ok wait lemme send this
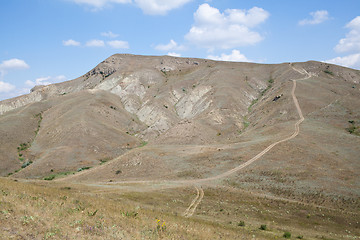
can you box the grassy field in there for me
[1,178,358,239]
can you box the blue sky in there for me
[0,0,359,100]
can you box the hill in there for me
[0,54,359,239]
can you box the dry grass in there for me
[0,178,273,239]
[1,175,359,239]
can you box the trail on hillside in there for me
[178,66,310,216]
[183,186,204,218]
[59,66,311,218]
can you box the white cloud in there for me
[207,49,251,62]
[0,58,29,79]
[70,0,192,14]
[334,16,360,53]
[107,40,129,49]
[155,39,185,51]
[185,4,269,49]
[85,39,105,47]
[134,0,192,15]
[0,58,29,71]
[72,0,131,9]
[299,10,330,25]
[101,31,119,38]
[167,52,181,57]
[63,39,81,46]
[326,53,360,69]
[326,16,360,70]
[25,75,67,87]
[0,81,16,93]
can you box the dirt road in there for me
[59,66,311,217]
[178,66,310,216]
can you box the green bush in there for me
[283,231,291,238]
[260,224,267,230]
[21,161,32,168]
[324,70,334,75]
[140,141,148,147]
[238,221,245,227]
[44,175,56,181]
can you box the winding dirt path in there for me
[183,186,204,217]
[59,66,311,218]
[180,67,310,216]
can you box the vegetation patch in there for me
[259,224,267,230]
[99,157,111,165]
[139,141,148,147]
[346,120,360,136]
[238,221,245,227]
[248,99,258,112]
[43,171,76,181]
[283,231,291,238]
[248,77,274,112]
[34,112,43,136]
[21,161,33,168]
[324,70,334,75]
[77,167,91,172]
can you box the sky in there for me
[0,0,360,100]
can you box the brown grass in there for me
[1,177,358,239]
[0,178,269,239]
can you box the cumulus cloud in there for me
[107,40,129,49]
[0,58,29,79]
[70,0,192,14]
[25,75,67,88]
[326,53,360,69]
[334,16,360,53]
[63,39,81,46]
[326,16,360,70]
[167,52,181,57]
[207,50,251,62]
[155,39,185,51]
[0,81,16,93]
[299,10,330,25]
[0,58,29,71]
[185,4,269,49]
[85,39,105,47]
[134,0,192,15]
[72,0,131,9]
[101,31,119,38]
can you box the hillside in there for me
[0,54,359,239]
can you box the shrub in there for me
[44,175,56,181]
[260,224,267,230]
[140,141,148,147]
[324,70,334,75]
[238,221,245,227]
[283,232,291,238]
[297,236,303,239]
[21,161,32,168]
[77,167,91,172]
